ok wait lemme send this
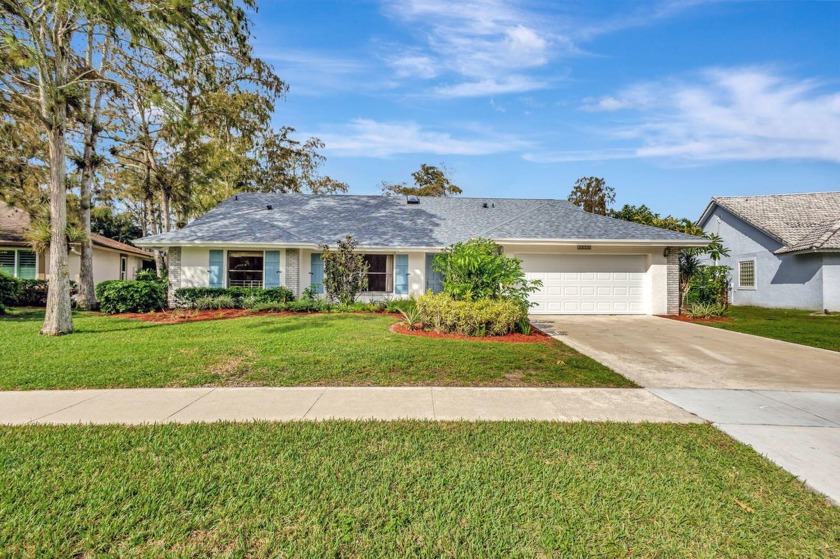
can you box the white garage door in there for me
[518,254,647,315]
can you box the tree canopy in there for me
[381,164,462,197]
[568,177,615,215]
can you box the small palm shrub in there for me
[685,302,727,319]
[516,318,532,335]
[398,307,422,330]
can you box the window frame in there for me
[120,255,128,280]
[226,250,265,288]
[362,254,394,293]
[0,248,38,279]
[738,259,756,290]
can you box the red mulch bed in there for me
[113,309,282,323]
[113,309,403,324]
[660,314,732,324]
[389,322,550,343]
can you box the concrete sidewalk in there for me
[0,387,701,425]
[652,389,840,505]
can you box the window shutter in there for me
[209,250,224,287]
[395,254,409,295]
[264,251,280,288]
[310,253,324,294]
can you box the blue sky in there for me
[251,0,840,218]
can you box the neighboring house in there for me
[0,201,154,283]
[698,192,840,312]
[135,193,705,315]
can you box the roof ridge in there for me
[812,218,840,249]
[713,191,840,200]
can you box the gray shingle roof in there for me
[705,192,840,254]
[135,193,704,248]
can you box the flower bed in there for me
[660,314,732,324]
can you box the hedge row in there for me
[0,273,76,311]
[415,292,527,336]
[174,287,294,308]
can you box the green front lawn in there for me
[704,306,840,352]
[1,422,837,557]
[0,309,632,390]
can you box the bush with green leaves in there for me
[193,295,238,310]
[135,269,162,282]
[15,279,49,306]
[384,298,416,313]
[174,287,293,308]
[416,292,528,336]
[321,235,368,305]
[285,298,329,313]
[684,265,731,307]
[0,272,19,313]
[432,238,541,306]
[95,280,166,314]
[685,302,728,319]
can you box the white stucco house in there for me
[698,192,840,312]
[0,201,154,284]
[135,193,706,315]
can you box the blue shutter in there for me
[310,253,324,294]
[209,250,224,287]
[395,254,409,295]
[264,251,280,288]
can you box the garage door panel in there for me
[519,254,647,315]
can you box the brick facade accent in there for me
[167,246,181,308]
[666,248,680,315]
[285,248,300,297]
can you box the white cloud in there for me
[255,49,371,95]
[381,0,559,96]
[314,118,529,157]
[553,67,840,164]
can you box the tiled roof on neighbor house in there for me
[0,200,153,258]
[703,192,840,254]
[134,193,705,248]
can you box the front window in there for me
[738,260,755,289]
[363,254,393,292]
[0,249,36,279]
[120,256,127,280]
[228,251,264,287]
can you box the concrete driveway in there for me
[533,315,840,391]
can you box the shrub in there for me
[249,302,289,313]
[398,307,421,330]
[0,272,19,313]
[416,292,527,336]
[385,298,416,313]
[15,279,49,306]
[135,269,161,282]
[174,287,293,308]
[96,280,166,314]
[432,238,541,306]
[685,265,731,307]
[193,294,238,310]
[321,235,368,304]
[516,318,532,335]
[685,302,728,319]
[285,299,329,313]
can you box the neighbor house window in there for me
[363,254,393,292]
[738,260,755,289]
[228,251,264,287]
[120,256,127,280]
[0,249,36,279]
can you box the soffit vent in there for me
[577,245,592,250]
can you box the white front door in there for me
[518,254,647,314]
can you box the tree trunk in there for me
[41,126,74,335]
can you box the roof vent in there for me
[577,245,592,251]
[406,196,420,205]
[266,204,273,210]
[482,202,488,208]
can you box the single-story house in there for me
[698,192,840,312]
[135,193,705,315]
[0,200,154,283]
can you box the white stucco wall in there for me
[46,248,149,284]
[702,206,825,310]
